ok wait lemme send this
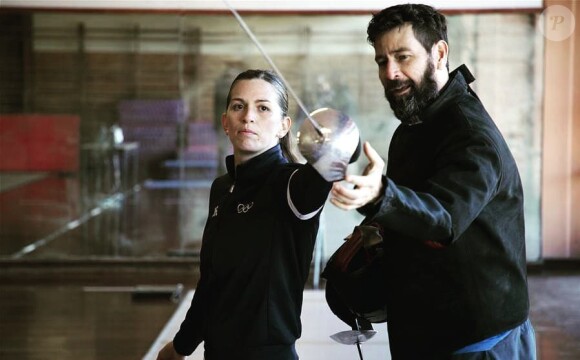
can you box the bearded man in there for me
[328,4,536,359]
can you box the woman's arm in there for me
[156,341,185,360]
[170,275,208,355]
[286,164,333,219]
[169,178,226,355]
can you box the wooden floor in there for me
[0,285,178,360]
[527,270,580,360]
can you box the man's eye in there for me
[397,55,410,62]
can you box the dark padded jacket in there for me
[361,65,530,358]
[172,145,332,360]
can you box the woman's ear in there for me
[221,113,228,135]
[278,116,292,138]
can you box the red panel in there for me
[0,176,80,255]
[0,114,80,171]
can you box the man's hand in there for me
[330,142,385,210]
[156,342,185,360]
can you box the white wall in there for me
[1,0,543,12]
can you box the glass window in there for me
[0,11,542,262]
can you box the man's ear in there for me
[433,40,448,70]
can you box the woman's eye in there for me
[232,103,243,110]
[259,105,270,112]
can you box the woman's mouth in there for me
[239,129,257,136]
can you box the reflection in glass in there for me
[0,11,542,262]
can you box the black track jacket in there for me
[173,145,332,360]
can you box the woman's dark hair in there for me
[226,69,301,163]
[367,4,449,68]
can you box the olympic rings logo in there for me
[237,202,254,214]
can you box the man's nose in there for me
[385,61,400,80]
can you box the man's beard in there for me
[384,60,439,125]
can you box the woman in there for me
[157,69,338,360]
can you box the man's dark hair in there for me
[367,4,448,56]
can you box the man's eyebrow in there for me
[392,47,412,53]
[375,47,413,61]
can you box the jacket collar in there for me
[225,144,287,184]
[418,64,476,124]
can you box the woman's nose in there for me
[242,108,255,122]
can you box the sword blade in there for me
[222,0,325,136]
